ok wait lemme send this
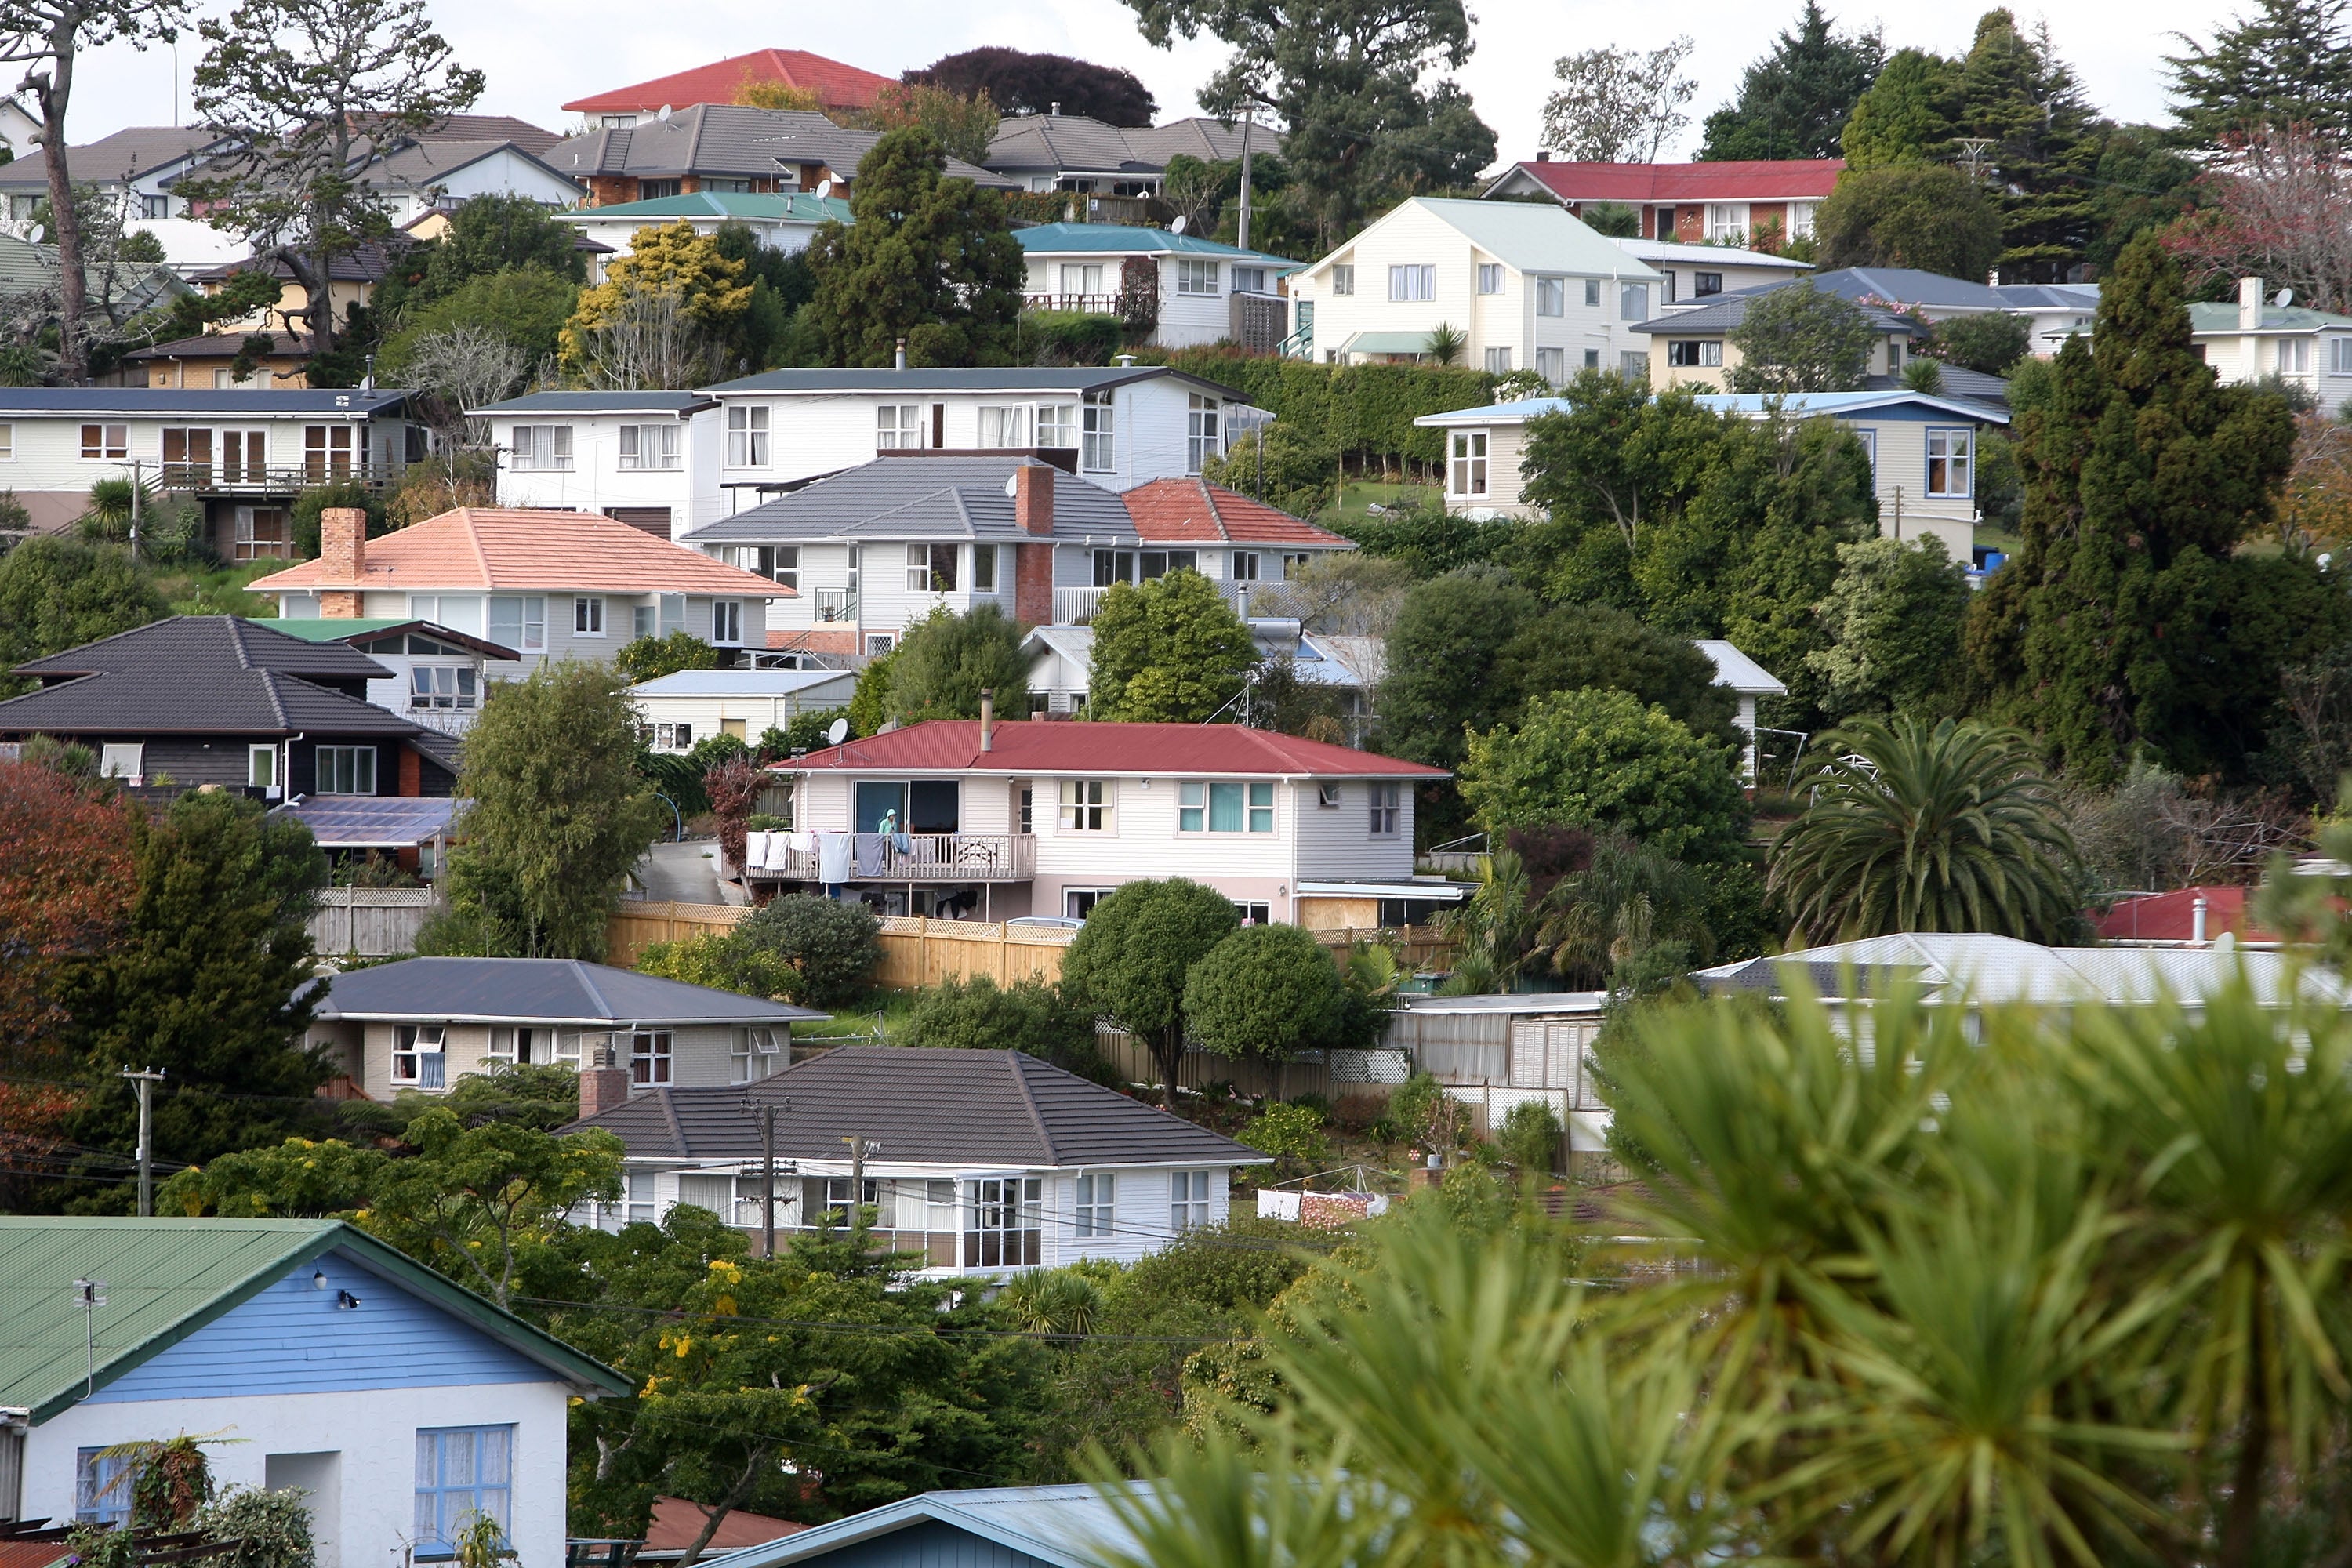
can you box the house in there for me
[1629,284,1930,393]
[2190,278,2352,401]
[757,713,1446,924]
[544,106,1011,209]
[554,192,850,279]
[688,1483,1160,1568]
[0,615,457,800]
[980,111,1284,220]
[1483,155,1842,250]
[1014,223,1301,350]
[123,332,322,391]
[1610,236,1812,307]
[245,617,520,735]
[1285,197,1665,379]
[561,1045,1264,1271]
[1697,638,1788,781]
[469,391,722,539]
[695,362,1257,499]
[314,134,584,227]
[0,126,234,223]
[302,956,826,1099]
[2092,887,2274,946]
[0,386,419,541]
[561,49,902,125]
[1995,281,2102,353]
[250,506,788,671]
[0,1216,630,1564]
[0,97,39,162]
[1021,618,1382,739]
[1126,116,1287,166]
[1414,390,2008,558]
[185,241,413,343]
[629,667,858,753]
[683,458,1353,654]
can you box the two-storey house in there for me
[1630,284,1931,393]
[250,506,787,672]
[2190,278,2352,402]
[555,192,850,279]
[0,125,233,223]
[1611,236,1812,308]
[1484,155,1842,250]
[544,104,1011,208]
[247,615,521,735]
[561,49,900,127]
[471,390,720,539]
[1014,223,1300,350]
[1286,197,1664,379]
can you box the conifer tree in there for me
[2166,0,2352,145]
[1700,0,1884,162]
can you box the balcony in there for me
[1053,579,1254,626]
[743,832,1035,883]
[812,588,858,622]
[157,461,404,495]
[1024,292,1123,316]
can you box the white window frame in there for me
[1075,1172,1116,1237]
[488,595,546,653]
[1621,284,1650,322]
[907,542,957,593]
[1535,347,1566,386]
[1450,430,1487,498]
[1583,278,1601,308]
[618,423,681,470]
[1926,428,1974,499]
[80,423,127,460]
[1476,263,1502,296]
[731,1025,782,1084]
[2332,338,2352,374]
[1058,779,1112,831]
[1231,266,1268,295]
[1177,779,1275,833]
[876,404,921,451]
[2281,337,2312,374]
[510,425,573,471]
[1186,395,1220,474]
[1176,258,1218,295]
[1036,402,1077,449]
[1534,276,1564,317]
[392,1023,445,1087]
[1230,550,1260,582]
[1483,346,1512,374]
[249,743,278,791]
[720,405,768,467]
[0,423,16,461]
[978,405,1033,448]
[1171,1171,1212,1231]
[1388,263,1435,302]
[1330,263,1354,296]
[711,599,743,645]
[574,596,605,637]
[629,1029,673,1086]
[1706,202,1748,241]
[1317,782,1341,808]
[98,742,143,782]
[1081,393,1116,472]
[1369,781,1401,837]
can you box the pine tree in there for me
[1699,0,1885,162]
[1956,10,2098,280]
[1964,233,2328,784]
[2166,0,2352,145]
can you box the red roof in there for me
[782,720,1447,779]
[563,50,898,114]
[1123,478,1350,548]
[2091,886,2275,945]
[768,626,861,655]
[1507,158,1842,203]
[642,1497,804,1555]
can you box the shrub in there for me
[1389,1071,1451,1149]
[290,481,385,558]
[1183,924,1350,1063]
[615,630,720,683]
[634,931,801,1000]
[902,974,1112,1080]
[732,894,882,1006]
[1237,1100,1329,1163]
[1497,1098,1565,1176]
[1022,308,1125,365]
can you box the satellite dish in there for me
[26,225,42,244]
[656,103,673,124]
[1004,474,1018,498]
[1171,214,1187,234]
[826,717,848,746]
[814,178,833,199]
[2274,286,2294,308]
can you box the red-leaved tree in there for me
[703,756,767,885]
[2165,123,2352,314]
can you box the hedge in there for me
[1151,349,1498,468]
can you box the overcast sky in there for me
[59,0,2230,165]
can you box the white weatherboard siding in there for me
[308,590,768,675]
[491,411,723,538]
[376,150,583,226]
[25,1382,571,1568]
[1020,252,1250,348]
[630,677,859,748]
[1439,422,1533,520]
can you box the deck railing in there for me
[1053,579,1251,625]
[812,588,858,623]
[157,461,404,494]
[740,832,1036,884]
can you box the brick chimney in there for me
[578,1041,632,1120]
[318,506,367,618]
[1014,463,1054,535]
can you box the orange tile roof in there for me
[768,626,860,655]
[563,50,897,114]
[644,1497,804,1553]
[1122,478,1351,547]
[249,509,791,597]
[786,719,1446,779]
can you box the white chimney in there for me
[2192,893,2209,947]
[2240,277,2263,332]
[979,688,995,752]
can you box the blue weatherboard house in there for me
[0,1218,628,1568]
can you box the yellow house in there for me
[1632,285,1929,391]
[187,243,404,339]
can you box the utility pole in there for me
[1237,102,1255,253]
[120,1067,165,1217]
[744,1095,788,1258]
[126,459,143,564]
[842,1134,880,1248]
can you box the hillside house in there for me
[2189,278,2352,404]
[561,50,901,125]
[544,105,1009,208]
[245,616,520,735]
[1630,285,1930,393]
[470,391,721,539]
[0,126,232,223]
[1610,236,1812,307]
[1483,155,1842,249]
[629,668,859,752]
[555,192,850,279]
[1014,223,1300,350]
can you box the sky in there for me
[56,0,2234,165]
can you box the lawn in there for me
[1318,479,1443,528]
[147,558,285,617]
[793,990,924,1043]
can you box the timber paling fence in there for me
[310,887,438,957]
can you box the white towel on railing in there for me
[744,830,771,872]
[815,831,853,883]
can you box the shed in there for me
[1384,992,1613,1153]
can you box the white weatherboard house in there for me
[470,391,721,540]
[1012,223,1302,350]
[561,1045,1265,1273]
[1286,197,1664,379]
[1609,236,1812,308]
[554,192,851,281]
[0,1217,629,1566]
[629,667,859,753]
[2189,280,2352,404]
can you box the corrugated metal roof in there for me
[313,956,827,1025]
[628,669,858,697]
[782,717,1446,779]
[2187,300,2352,332]
[274,794,466,848]
[0,387,409,416]
[1012,223,1299,269]
[1488,158,1842,204]
[1395,198,1664,280]
[1611,237,1812,268]
[1414,390,2009,428]
[1693,638,1786,696]
[703,1482,1152,1568]
[1693,934,2345,1007]
[471,390,719,416]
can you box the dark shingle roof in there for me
[544,105,1012,187]
[1634,281,1929,337]
[313,956,829,1025]
[985,114,1159,175]
[0,667,421,738]
[14,615,390,681]
[0,127,229,191]
[568,1046,1263,1168]
[683,456,1137,546]
[1124,117,1285,165]
[0,387,410,416]
[473,390,717,416]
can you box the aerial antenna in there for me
[826,717,848,746]
[1171,214,1186,234]
[1954,136,1996,183]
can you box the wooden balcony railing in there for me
[1024,292,1124,315]
[742,832,1036,884]
[157,461,404,494]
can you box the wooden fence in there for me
[1094,1029,1337,1102]
[608,902,1080,983]
[309,887,439,956]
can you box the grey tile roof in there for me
[1634,281,1929,336]
[360,138,581,194]
[15,615,392,681]
[0,126,229,191]
[0,387,412,416]
[473,390,717,416]
[1864,364,2011,408]
[1806,267,2008,310]
[683,456,1137,546]
[1124,116,1284,165]
[0,666,423,738]
[313,956,827,1025]
[544,106,1013,187]
[985,114,1158,175]
[565,1045,1264,1168]
[704,365,1247,400]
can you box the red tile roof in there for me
[0,1543,69,1568]
[249,508,789,597]
[782,719,1446,778]
[1122,478,1351,547]
[643,1497,804,1554]
[1509,158,1842,203]
[563,50,898,114]
[768,626,860,655]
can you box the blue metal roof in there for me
[1414,389,2009,426]
[702,1483,1152,1568]
[1013,221,1301,270]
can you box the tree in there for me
[1700,1,1884,162]
[1458,686,1748,863]
[1087,569,1258,722]
[865,82,999,166]
[414,193,586,302]
[901,975,1109,1079]
[1496,1098,1564,1176]
[1058,877,1240,1105]
[561,222,750,384]
[614,629,720,683]
[1815,165,2004,280]
[1124,0,1496,249]
[184,0,483,361]
[393,325,528,441]
[2165,0,2352,145]
[1183,924,1350,1069]
[1539,38,1696,163]
[1806,535,1971,720]
[909,47,1156,125]
[1530,831,1719,989]
[380,267,579,379]
[1840,46,1962,169]
[1927,310,2032,374]
[0,537,163,694]
[803,129,1025,368]
[1767,716,2082,943]
[434,661,662,960]
[0,0,189,381]
[1726,281,1878,393]
[1499,602,1741,750]
[2163,124,2352,314]
[704,756,764,890]
[730,894,880,1007]
[1964,234,2326,784]
[885,603,1030,720]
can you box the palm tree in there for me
[1423,322,1466,365]
[1436,848,1535,993]
[1534,834,1714,989]
[1768,716,2082,944]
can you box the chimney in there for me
[1535,150,1551,162]
[2192,893,2209,947]
[321,506,366,583]
[579,1042,632,1120]
[979,688,995,752]
[894,337,907,371]
[2240,276,2263,332]
[1014,462,1054,535]
[1051,101,1062,117]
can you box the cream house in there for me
[1631,285,1930,392]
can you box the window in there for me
[249,744,278,790]
[1477,263,1502,296]
[1926,428,1974,498]
[1788,201,1817,239]
[1379,896,1454,926]
[1081,393,1116,471]
[1065,887,1112,918]
[414,1427,512,1559]
[629,1029,673,1086]
[1853,427,1878,481]
[866,633,895,656]
[162,426,213,483]
[1483,346,1512,374]
[1584,278,1601,307]
[1535,347,1566,385]
[907,543,958,592]
[1693,271,1723,297]
[1094,548,1134,586]
[1450,430,1487,497]
[488,595,546,652]
[315,745,376,795]
[2281,338,2312,373]
[875,405,920,450]
[510,424,572,471]
[731,1025,782,1084]
[305,424,357,480]
[1369,781,1400,836]
[1234,902,1271,925]
[1706,202,1748,241]
[1178,781,1273,832]
[1667,339,1723,368]
[1621,351,1650,382]
[411,665,478,710]
[99,742,143,782]
[1230,550,1260,582]
[1037,402,1076,448]
[1886,339,1904,371]
[1317,782,1341,808]
[1059,261,1105,295]
[574,596,605,636]
[1534,276,1564,316]
[487,1027,543,1065]
[1171,1171,1212,1231]
[80,423,127,459]
[728,544,798,590]
[77,1448,133,1526]
[619,423,680,469]
[393,1024,445,1088]
[1059,779,1110,830]
[1018,786,1033,833]
[1075,1173,1116,1237]
[974,544,996,592]
[1387,264,1435,301]
[1177,258,1218,294]
[220,428,264,479]
[1232,266,1267,294]
[978,405,1033,448]
[652,722,694,750]
[711,599,742,644]
[1330,263,1355,296]
[0,423,14,460]
[234,506,290,561]
[963,1176,1041,1268]
[1584,348,1601,369]
[1661,271,1676,304]
[1621,284,1649,321]
[1186,394,1220,474]
[2334,339,2352,374]
[1138,549,1199,579]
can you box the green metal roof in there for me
[0,1217,629,1421]
[1011,222,1300,270]
[1388,198,1663,281]
[1340,331,1454,355]
[2187,300,2352,332]
[246,618,414,641]
[561,192,851,223]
